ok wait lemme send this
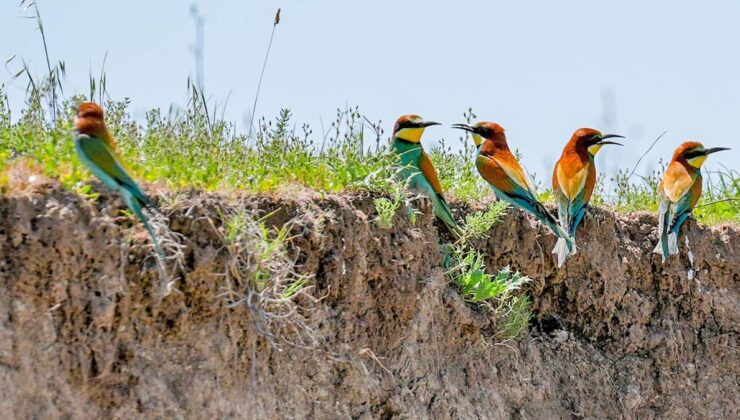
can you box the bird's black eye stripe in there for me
[396,120,418,131]
[684,150,705,159]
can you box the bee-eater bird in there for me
[391,115,462,237]
[452,122,572,251]
[551,128,624,267]
[653,142,730,262]
[74,102,164,257]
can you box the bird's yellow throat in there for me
[687,155,706,168]
[587,143,604,155]
[396,127,425,143]
[472,133,483,147]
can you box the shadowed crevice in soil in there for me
[0,182,736,418]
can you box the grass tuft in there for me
[460,201,508,240]
[215,207,320,350]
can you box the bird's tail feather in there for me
[667,232,679,255]
[121,189,165,258]
[517,197,576,256]
[653,201,672,263]
[652,231,678,263]
[536,205,574,251]
[435,194,463,239]
[552,236,575,268]
[652,240,664,257]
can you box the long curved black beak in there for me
[451,123,475,133]
[420,121,441,128]
[705,147,731,155]
[598,134,625,146]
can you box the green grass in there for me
[0,90,398,194]
[0,84,737,223]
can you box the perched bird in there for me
[391,115,462,237]
[551,128,624,267]
[452,122,572,250]
[74,102,164,257]
[653,142,730,262]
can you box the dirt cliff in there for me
[0,177,737,419]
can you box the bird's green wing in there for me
[478,154,572,250]
[554,187,570,232]
[75,134,151,206]
[75,133,163,257]
[417,151,444,195]
[567,184,591,236]
[669,177,701,234]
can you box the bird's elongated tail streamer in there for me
[120,189,165,259]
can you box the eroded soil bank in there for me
[0,179,737,419]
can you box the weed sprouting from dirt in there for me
[459,201,508,241]
[372,175,423,229]
[213,207,321,350]
[448,247,533,340]
[373,188,403,230]
[495,287,533,341]
[442,201,533,341]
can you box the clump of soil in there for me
[0,177,737,418]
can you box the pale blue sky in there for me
[1,0,738,181]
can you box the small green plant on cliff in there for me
[372,174,427,229]
[373,195,400,229]
[449,247,533,340]
[445,201,533,341]
[459,201,508,241]
[373,180,408,229]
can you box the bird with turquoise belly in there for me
[391,115,462,238]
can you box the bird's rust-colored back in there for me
[75,102,115,147]
[476,123,532,192]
